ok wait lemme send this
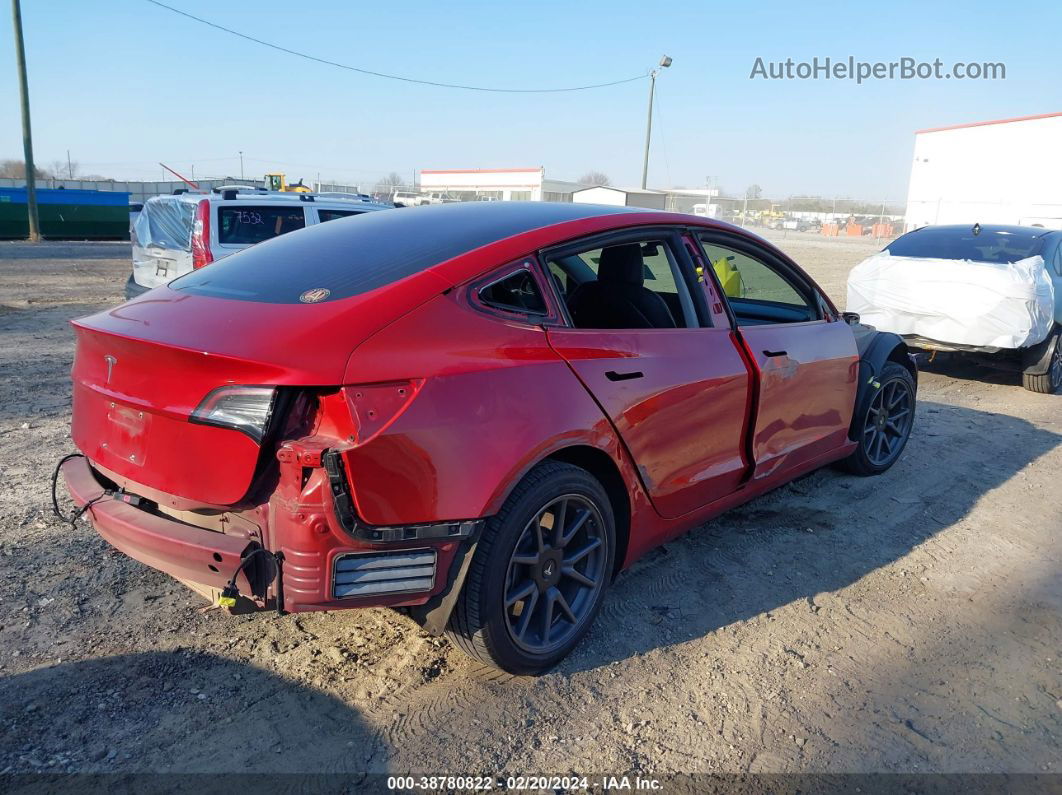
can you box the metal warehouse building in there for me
[572,186,669,210]
[418,168,584,202]
[904,111,1062,230]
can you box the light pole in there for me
[239,151,244,180]
[11,0,39,241]
[641,55,671,190]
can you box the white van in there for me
[127,190,389,298]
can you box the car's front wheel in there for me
[447,461,615,675]
[840,361,916,476]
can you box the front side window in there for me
[477,268,548,315]
[545,237,697,329]
[218,206,306,245]
[698,236,817,325]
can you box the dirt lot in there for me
[0,233,1059,781]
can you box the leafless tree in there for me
[374,172,405,194]
[578,171,611,186]
[745,184,762,200]
[49,159,79,180]
[0,159,51,179]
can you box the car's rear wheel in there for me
[840,361,916,476]
[1022,330,1062,394]
[446,461,615,675]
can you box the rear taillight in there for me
[191,386,276,441]
[191,198,213,270]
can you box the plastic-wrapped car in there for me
[847,224,1061,393]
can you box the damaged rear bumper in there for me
[61,455,482,628]
[61,456,261,598]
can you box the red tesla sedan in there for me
[59,202,916,674]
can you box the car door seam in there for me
[731,328,761,486]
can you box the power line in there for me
[143,0,648,93]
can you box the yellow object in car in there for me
[713,257,742,297]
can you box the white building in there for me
[418,168,583,202]
[904,111,1062,230]
[571,186,669,210]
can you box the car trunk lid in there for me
[71,270,449,506]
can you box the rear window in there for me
[133,197,195,252]
[170,201,644,304]
[218,206,306,245]
[886,227,1045,264]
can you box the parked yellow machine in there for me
[264,173,311,193]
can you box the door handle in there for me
[763,350,788,358]
[605,370,644,382]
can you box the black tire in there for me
[1022,331,1062,394]
[839,361,916,476]
[446,461,615,675]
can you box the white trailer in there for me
[904,112,1062,231]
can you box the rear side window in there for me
[317,209,360,223]
[477,269,547,315]
[218,206,306,245]
[545,236,699,329]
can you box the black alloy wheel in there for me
[502,494,607,655]
[447,461,616,674]
[839,360,917,476]
[863,377,914,468]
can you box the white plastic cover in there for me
[846,252,1055,350]
[132,196,194,252]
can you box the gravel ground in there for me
[0,233,1059,781]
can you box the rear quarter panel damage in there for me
[335,292,650,528]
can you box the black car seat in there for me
[567,244,676,329]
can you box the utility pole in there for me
[66,149,72,179]
[239,151,244,180]
[640,73,656,190]
[12,0,39,241]
[641,55,672,190]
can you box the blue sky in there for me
[1,0,1056,199]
